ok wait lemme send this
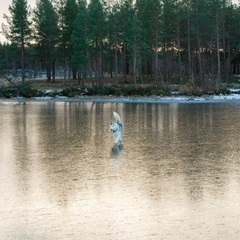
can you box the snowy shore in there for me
[2,92,240,104]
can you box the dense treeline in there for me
[1,0,240,92]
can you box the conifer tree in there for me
[62,0,78,81]
[106,1,120,82]
[88,0,107,85]
[3,0,31,82]
[136,0,162,85]
[33,0,59,81]
[72,0,90,82]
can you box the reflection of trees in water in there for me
[35,102,126,206]
[36,102,101,205]
[4,102,240,206]
[2,102,106,206]
[2,104,32,197]
[177,104,240,200]
[123,103,240,201]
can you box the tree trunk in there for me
[197,36,202,85]
[52,61,55,82]
[114,45,118,84]
[21,37,25,83]
[154,17,159,86]
[177,20,182,84]
[187,3,193,84]
[46,60,51,81]
[227,38,231,82]
[133,48,137,87]
[72,67,77,79]
[216,13,221,92]
[114,25,118,84]
[99,40,103,86]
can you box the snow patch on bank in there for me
[31,92,240,103]
[3,88,240,103]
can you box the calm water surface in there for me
[0,101,240,240]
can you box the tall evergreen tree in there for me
[2,0,31,82]
[61,0,78,81]
[53,0,67,78]
[161,0,178,82]
[209,0,227,92]
[88,0,107,85]
[136,0,162,85]
[106,1,119,82]
[33,0,59,81]
[72,0,91,82]
[118,0,134,80]
[227,3,240,75]
[191,0,212,88]
[126,10,144,86]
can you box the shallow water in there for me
[0,101,240,239]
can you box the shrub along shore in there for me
[0,77,238,99]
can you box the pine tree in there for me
[118,0,134,80]
[53,0,67,79]
[209,0,227,92]
[107,1,124,83]
[33,0,59,81]
[61,0,78,81]
[190,0,212,88]
[71,0,91,82]
[88,0,107,85]
[3,0,31,82]
[126,11,144,86]
[136,0,162,85]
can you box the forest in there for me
[1,0,240,94]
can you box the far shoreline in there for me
[1,94,240,104]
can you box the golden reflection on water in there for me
[0,101,240,239]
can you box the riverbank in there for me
[2,78,240,103]
[2,92,240,104]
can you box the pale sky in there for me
[0,0,239,43]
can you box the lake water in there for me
[0,100,240,240]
